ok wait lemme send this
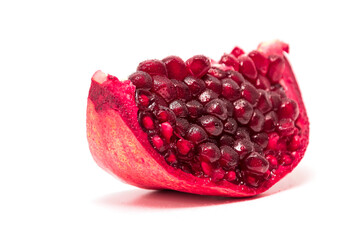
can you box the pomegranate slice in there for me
[87,40,309,197]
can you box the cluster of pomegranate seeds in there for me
[129,47,302,188]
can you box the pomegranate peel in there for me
[87,40,309,197]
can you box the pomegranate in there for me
[87,40,309,197]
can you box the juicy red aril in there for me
[162,56,188,81]
[129,71,153,89]
[197,142,221,163]
[137,59,167,77]
[169,100,188,117]
[248,50,269,75]
[233,99,254,124]
[267,55,285,83]
[204,99,228,121]
[203,74,222,94]
[130,48,303,189]
[152,75,176,102]
[230,46,245,57]
[238,55,258,80]
[186,100,204,119]
[221,78,241,101]
[199,115,223,136]
[183,76,206,96]
[219,54,240,71]
[186,55,210,78]
[186,124,208,144]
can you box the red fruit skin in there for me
[87,40,309,197]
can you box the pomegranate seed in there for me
[198,89,219,104]
[186,124,208,144]
[233,139,254,159]
[150,135,167,152]
[186,100,204,119]
[269,92,282,110]
[160,122,173,143]
[235,127,250,140]
[219,135,235,146]
[249,109,265,132]
[201,161,213,176]
[266,154,278,169]
[129,71,153,89]
[176,138,194,155]
[219,54,240,71]
[223,118,238,135]
[256,90,273,113]
[221,78,241,101]
[221,98,234,117]
[240,82,260,105]
[288,135,301,151]
[230,46,245,57]
[251,132,269,149]
[186,55,210,78]
[204,99,228,121]
[238,55,258,80]
[139,112,155,130]
[267,132,280,150]
[135,89,154,110]
[165,149,177,164]
[233,99,254,124]
[248,50,269,75]
[208,67,227,79]
[225,170,237,182]
[278,98,299,120]
[219,146,239,169]
[203,74,222,94]
[226,70,246,86]
[152,75,177,102]
[280,153,293,165]
[169,100,188,118]
[197,142,221,163]
[162,56,188,81]
[277,118,296,136]
[212,168,225,181]
[171,79,191,101]
[267,55,285,83]
[244,152,269,174]
[183,76,206,96]
[174,118,190,137]
[199,115,223,136]
[255,75,271,90]
[154,106,176,124]
[137,59,167,76]
[263,111,278,132]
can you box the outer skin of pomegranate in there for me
[86,40,309,197]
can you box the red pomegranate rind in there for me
[87,40,309,197]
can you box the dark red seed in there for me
[219,135,235,146]
[240,82,260,105]
[269,92,282,110]
[186,55,211,78]
[171,79,191,101]
[221,98,234,117]
[251,132,269,149]
[204,99,228,121]
[263,111,278,132]
[277,118,296,136]
[162,56,188,81]
[183,76,206,96]
[238,55,258,80]
[135,89,154,110]
[280,153,293,166]
[230,46,245,57]
[221,78,241,101]
[249,109,265,132]
[248,50,269,75]
[186,100,204,119]
[235,127,251,140]
[256,90,273,113]
[165,149,177,164]
[152,75,177,102]
[129,71,154,89]
[160,122,173,143]
[154,106,176,124]
[208,67,227,79]
[186,124,208,144]
[288,135,301,151]
[243,172,262,188]
[197,142,221,163]
[267,55,285,83]
[223,118,238,135]
[244,152,269,174]
[169,100,188,118]
[233,99,254,124]
[233,139,254,159]
[219,54,240,71]
[278,98,299,120]
[149,135,167,153]
[137,59,167,77]
[201,161,213,176]
[174,118,190,137]
[199,115,223,136]
[255,75,271,90]
[226,70,246,86]
[139,112,156,130]
[219,146,239,170]
[203,74,222,94]
[198,89,219,104]
[176,138,194,155]
[212,168,225,181]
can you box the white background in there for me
[1,0,359,239]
